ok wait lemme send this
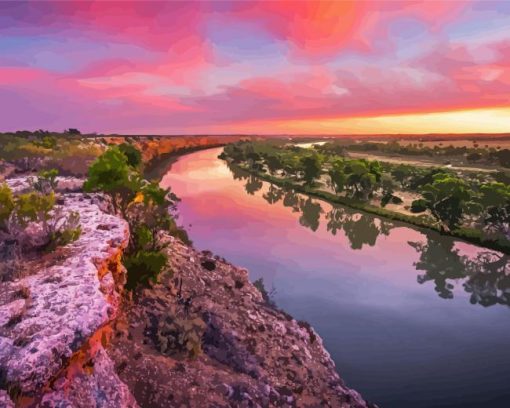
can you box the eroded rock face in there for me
[109,235,374,408]
[1,176,371,407]
[0,188,135,406]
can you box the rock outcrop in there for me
[0,184,137,407]
[108,235,373,408]
[1,176,372,407]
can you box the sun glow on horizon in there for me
[265,107,510,135]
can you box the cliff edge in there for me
[0,182,373,407]
[0,181,137,407]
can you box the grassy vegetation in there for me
[0,131,104,176]
[0,170,82,280]
[345,140,510,168]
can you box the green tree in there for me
[479,182,510,239]
[127,181,179,252]
[420,174,476,231]
[85,147,187,288]
[344,160,378,200]
[282,155,300,177]
[300,154,322,186]
[84,146,142,217]
[380,174,398,207]
[391,164,413,189]
[479,182,510,207]
[265,154,282,175]
[118,143,142,169]
[328,160,347,194]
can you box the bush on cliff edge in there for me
[85,145,186,288]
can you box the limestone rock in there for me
[0,184,135,406]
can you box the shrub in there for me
[86,147,185,289]
[124,250,168,290]
[154,315,206,359]
[32,168,59,194]
[0,183,14,231]
[411,199,427,213]
[391,195,403,204]
[6,190,81,251]
[84,146,141,217]
[47,210,81,250]
[32,135,57,149]
[13,191,55,228]
[118,143,142,169]
[253,277,275,305]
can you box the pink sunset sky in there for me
[1,1,509,135]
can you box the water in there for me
[160,147,510,408]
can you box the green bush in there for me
[0,183,14,231]
[118,143,142,169]
[48,211,81,250]
[84,146,141,217]
[411,199,428,213]
[0,183,81,253]
[32,168,59,194]
[32,135,57,149]
[124,250,168,290]
[14,191,55,227]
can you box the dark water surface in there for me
[161,148,510,408]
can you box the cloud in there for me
[0,1,509,134]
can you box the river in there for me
[160,147,510,408]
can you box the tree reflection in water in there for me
[298,197,322,232]
[408,238,467,299]
[409,234,510,307]
[226,162,264,196]
[245,175,263,195]
[225,165,510,308]
[258,181,394,249]
[263,184,284,204]
[464,251,510,307]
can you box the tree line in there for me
[220,141,510,250]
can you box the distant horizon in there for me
[4,130,510,140]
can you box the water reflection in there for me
[227,164,510,308]
[410,234,510,307]
[464,251,510,307]
[409,237,467,299]
[263,183,284,204]
[259,180,394,249]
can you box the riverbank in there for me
[109,234,375,407]
[226,161,510,255]
[143,143,226,180]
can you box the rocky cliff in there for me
[0,181,137,407]
[107,235,373,408]
[0,182,372,407]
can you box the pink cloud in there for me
[0,1,508,134]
